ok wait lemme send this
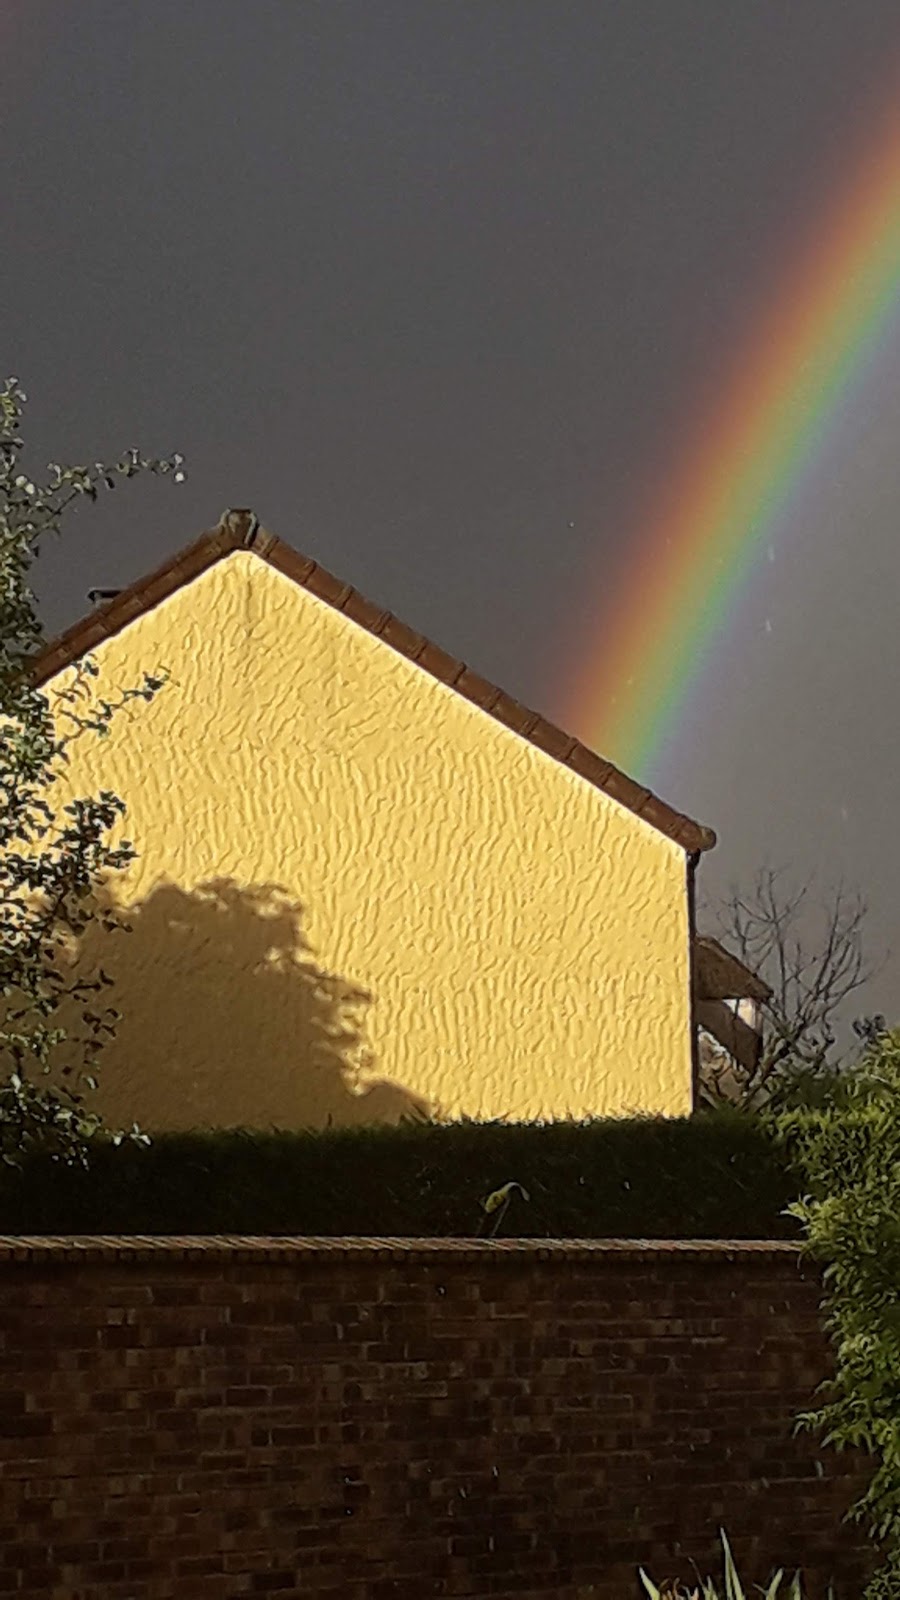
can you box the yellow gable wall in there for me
[40,550,693,1131]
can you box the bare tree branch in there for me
[697,865,888,1114]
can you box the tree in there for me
[698,865,886,1115]
[0,376,184,1167]
[763,1028,900,1599]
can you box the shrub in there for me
[762,1030,900,1599]
[0,376,182,1167]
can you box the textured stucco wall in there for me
[38,550,693,1131]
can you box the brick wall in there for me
[0,1237,879,1599]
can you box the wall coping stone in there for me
[0,1234,806,1264]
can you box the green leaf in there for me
[636,1571,661,1599]
[0,373,175,1168]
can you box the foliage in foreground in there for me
[638,1525,836,1600]
[0,377,182,1167]
[761,1029,900,1600]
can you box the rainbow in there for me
[555,78,900,784]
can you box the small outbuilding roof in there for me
[694,936,772,1002]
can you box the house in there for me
[694,936,773,1105]
[26,509,756,1133]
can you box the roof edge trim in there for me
[28,509,717,854]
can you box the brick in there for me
[0,1247,880,1598]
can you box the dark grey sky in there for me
[4,1,900,1040]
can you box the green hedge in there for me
[0,1105,807,1238]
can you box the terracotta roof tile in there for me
[378,613,427,660]
[259,539,317,586]
[454,667,503,712]
[29,510,717,854]
[339,590,392,634]
[566,744,615,789]
[32,641,77,681]
[525,716,578,763]
[599,767,651,811]
[299,562,353,608]
[490,693,540,738]
[107,590,150,626]
[415,640,466,685]
[635,792,688,840]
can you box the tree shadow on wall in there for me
[59,876,431,1133]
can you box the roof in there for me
[693,936,772,1002]
[29,508,717,855]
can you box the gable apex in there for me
[30,509,716,855]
